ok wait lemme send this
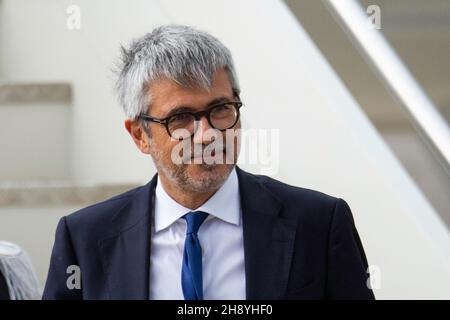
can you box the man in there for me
[43,25,374,300]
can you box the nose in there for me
[192,116,214,144]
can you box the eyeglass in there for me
[138,100,243,140]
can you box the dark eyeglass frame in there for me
[137,100,243,140]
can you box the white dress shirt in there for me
[149,168,246,300]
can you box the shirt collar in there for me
[154,167,240,232]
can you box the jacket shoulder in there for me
[246,171,346,235]
[63,185,145,239]
[250,172,340,209]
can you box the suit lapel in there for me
[236,167,298,300]
[98,175,157,300]
[97,167,297,300]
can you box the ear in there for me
[124,119,151,154]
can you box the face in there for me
[125,68,241,193]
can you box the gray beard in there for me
[150,146,233,193]
[158,163,233,193]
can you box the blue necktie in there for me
[181,211,209,300]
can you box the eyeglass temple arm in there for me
[138,114,167,124]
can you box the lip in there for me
[190,149,225,160]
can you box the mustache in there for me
[181,141,226,162]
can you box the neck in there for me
[158,173,218,209]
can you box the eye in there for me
[168,113,194,129]
[216,104,232,111]
[211,103,234,119]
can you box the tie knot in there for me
[183,211,209,235]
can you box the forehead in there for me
[147,68,234,115]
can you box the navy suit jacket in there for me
[42,166,375,300]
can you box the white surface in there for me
[0,103,70,181]
[0,241,22,256]
[0,0,449,299]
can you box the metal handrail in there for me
[322,0,450,174]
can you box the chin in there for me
[189,163,232,174]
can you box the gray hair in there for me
[115,25,240,120]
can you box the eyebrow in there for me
[164,96,232,118]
